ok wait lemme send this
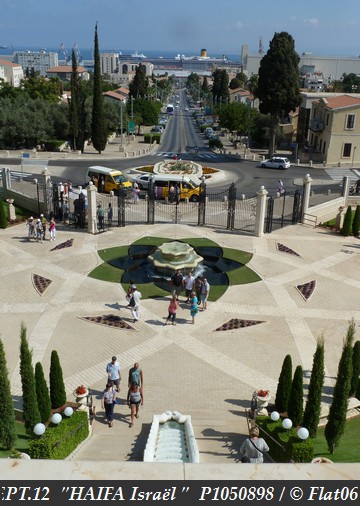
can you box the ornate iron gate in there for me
[265,188,303,233]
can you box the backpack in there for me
[129,295,136,307]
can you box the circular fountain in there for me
[148,241,203,276]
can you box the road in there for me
[0,93,338,198]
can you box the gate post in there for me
[342,176,350,197]
[226,182,236,230]
[197,178,206,226]
[301,174,312,221]
[117,186,126,227]
[147,175,155,225]
[255,186,268,237]
[87,182,98,234]
[265,196,274,233]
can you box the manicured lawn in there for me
[0,421,30,458]
[312,417,360,463]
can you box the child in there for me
[164,295,179,325]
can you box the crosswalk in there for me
[10,170,33,180]
[151,151,220,160]
[325,167,360,181]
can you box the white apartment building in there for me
[13,50,58,77]
[101,53,119,76]
[0,59,24,87]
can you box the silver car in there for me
[260,156,291,169]
[131,174,150,190]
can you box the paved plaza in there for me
[0,219,359,464]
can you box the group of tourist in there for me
[26,214,56,242]
[101,357,144,429]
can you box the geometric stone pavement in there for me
[0,221,359,467]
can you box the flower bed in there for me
[154,160,201,176]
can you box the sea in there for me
[0,46,241,63]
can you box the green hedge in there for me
[144,133,160,144]
[209,138,223,149]
[28,410,89,459]
[256,416,314,463]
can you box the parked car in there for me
[131,174,150,190]
[260,156,291,169]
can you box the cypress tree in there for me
[350,341,360,397]
[35,362,51,423]
[91,22,107,154]
[325,320,355,453]
[0,339,17,450]
[352,205,360,237]
[341,205,352,236]
[0,199,7,229]
[19,323,41,435]
[69,49,80,151]
[255,32,301,156]
[49,350,67,409]
[287,365,304,427]
[275,354,292,413]
[302,336,325,438]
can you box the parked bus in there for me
[166,104,174,115]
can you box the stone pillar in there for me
[86,182,98,234]
[342,176,350,197]
[6,199,16,221]
[302,173,313,220]
[255,186,268,237]
[335,207,345,231]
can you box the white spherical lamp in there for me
[34,423,46,436]
[64,406,74,417]
[297,427,309,440]
[282,418,293,429]
[51,413,62,424]
[271,411,280,421]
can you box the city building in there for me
[101,53,119,76]
[307,94,360,165]
[0,59,24,87]
[103,87,129,104]
[13,50,58,77]
[46,65,89,81]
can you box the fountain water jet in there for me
[148,241,203,276]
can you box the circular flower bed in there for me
[154,160,202,176]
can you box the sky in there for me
[1,0,360,57]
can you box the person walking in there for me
[239,426,269,463]
[130,286,142,323]
[49,217,56,241]
[35,219,43,243]
[106,356,121,392]
[165,294,179,325]
[190,291,198,324]
[170,269,184,300]
[101,382,117,428]
[132,182,140,203]
[200,278,210,310]
[184,271,195,303]
[108,203,113,227]
[194,276,203,305]
[40,214,47,241]
[127,381,144,428]
[97,204,105,231]
[277,179,285,195]
[128,362,144,389]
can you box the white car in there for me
[260,156,291,169]
[131,174,150,190]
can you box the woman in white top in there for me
[101,382,116,428]
[240,426,269,463]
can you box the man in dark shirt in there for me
[170,269,184,300]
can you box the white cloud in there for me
[304,18,319,27]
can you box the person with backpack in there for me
[130,286,142,323]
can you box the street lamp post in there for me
[33,178,40,215]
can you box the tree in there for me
[325,320,355,453]
[129,64,148,98]
[68,48,86,152]
[202,75,209,92]
[255,32,301,156]
[19,323,41,435]
[49,350,67,409]
[341,205,352,236]
[350,341,360,397]
[229,77,242,90]
[352,205,360,237]
[0,339,17,450]
[275,354,292,413]
[212,69,229,106]
[35,362,51,423]
[287,365,304,426]
[302,336,325,438]
[341,73,360,93]
[218,102,249,135]
[91,23,107,154]
[0,199,7,229]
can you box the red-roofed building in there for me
[46,65,89,81]
[308,94,360,164]
[0,59,24,87]
[103,87,130,104]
